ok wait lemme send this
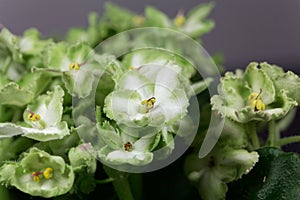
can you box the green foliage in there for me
[227,147,300,200]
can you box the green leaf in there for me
[227,147,300,200]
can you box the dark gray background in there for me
[1,0,300,72]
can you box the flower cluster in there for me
[0,2,216,198]
[211,62,299,123]
[184,62,300,199]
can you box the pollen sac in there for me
[174,14,186,27]
[31,172,42,182]
[254,99,266,111]
[27,112,41,121]
[124,142,133,152]
[248,89,266,112]
[141,97,156,109]
[69,62,80,70]
[43,167,53,179]
[248,92,260,101]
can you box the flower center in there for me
[27,110,41,121]
[31,167,54,182]
[124,142,133,152]
[141,97,156,110]
[31,171,42,182]
[69,62,81,70]
[248,89,265,112]
[174,14,186,27]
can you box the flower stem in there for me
[246,123,260,150]
[276,135,300,146]
[95,177,114,184]
[267,120,277,147]
[103,166,134,200]
[3,57,12,75]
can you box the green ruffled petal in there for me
[184,2,215,34]
[0,148,74,198]
[0,86,69,141]
[96,121,158,166]
[272,71,300,104]
[0,82,34,106]
[68,143,97,174]
[212,62,298,123]
[185,145,259,200]
[0,72,51,107]
[244,62,275,104]
[145,6,172,27]
[0,28,23,63]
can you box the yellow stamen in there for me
[248,89,265,112]
[174,14,186,27]
[69,62,80,70]
[27,111,41,121]
[129,66,136,70]
[43,167,53,179]
[141,97,156,108]
[133,15,145,26]
[31,172,41,182]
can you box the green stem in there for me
[95,177,114,184]
[11,107,22,123]
[246,123,260,150]
[276,135,300,146]
[3,57,12,75]
[267,120,277,147]
[103,166,134,200]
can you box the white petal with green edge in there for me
[0,121,69,141]
[104,90,142,123]
[115,71,153,98]
[155,87,189,124]
[106,149,153,166]
[122,49,195,79]
[24,85,64,127]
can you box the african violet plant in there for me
[0,2,300,200]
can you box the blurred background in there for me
[1,0,300,73]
